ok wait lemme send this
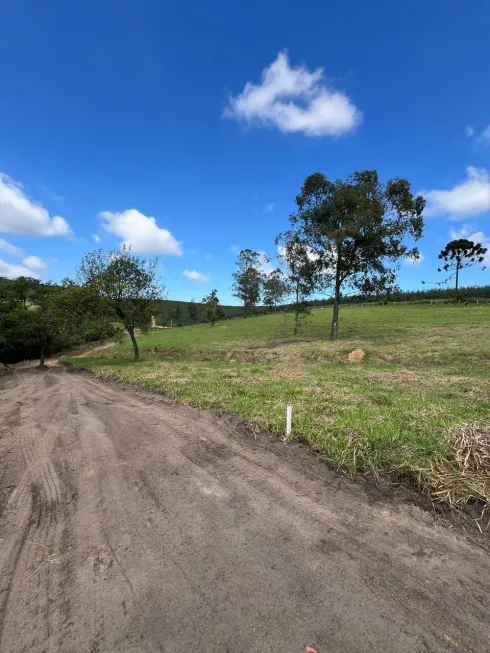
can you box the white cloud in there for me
[183,269,210,283]
[98,209,182,255]
[205,253,213,259]
[0,258,41,279]
[404,252,424,266]
[449,225,490,264]
[224,51,362,137]
[92,233,101,243]
[465,125,475,138]
[0,238,23,257]
[22,255,47,271]
[229,245,240,254]
[0,173,71,236]
[422,166,490,219]
[265,202,275,212]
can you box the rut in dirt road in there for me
[0,368,489,653]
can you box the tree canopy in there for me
[438,239,487,292]
[276,231,324,333]
[289,170,425,339]
[263,268,289,312]
[232,250,266,315]
[0,278,114,366]
[78,247,165,361]
[201,289,223,326]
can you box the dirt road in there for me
[0,368,489,653]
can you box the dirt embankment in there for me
[0,368,489,652]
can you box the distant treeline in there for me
[299,284,490,308]
[153,299,270,326]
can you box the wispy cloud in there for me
[465,124,490,146]
[265,202,275,212]
[0,238,23,257]
[224,51,362,137]
[183,269,210,283]
[479,125,490,145]
[22,255,47,271]
[421,166,490,219]
[449,225,490,264]
[92,233,101,243]
[38,183,64,202]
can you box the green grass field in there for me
[68,304,490,509]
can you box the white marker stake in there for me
[286,405,292,439]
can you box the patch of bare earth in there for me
[0,369,489,652]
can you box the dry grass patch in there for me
[425,423,490,509]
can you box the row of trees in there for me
[231,169,487,339]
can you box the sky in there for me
[1,0,489,304]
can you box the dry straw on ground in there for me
[424,422,490,508]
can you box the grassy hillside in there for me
[68,304,490,510]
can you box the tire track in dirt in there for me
[1,368,490,652]
[0,372,71,652]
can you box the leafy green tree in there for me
[188,299,199,323]
[201,289,222,326]
[0,277,113,366]
[9,276,41,305]
[276,232,324,334]
[290,170,425,339]
[232,250,266,315]
[263,268,289,312]
[0,284,20,367]
[8,284,76,368]
[78,247,165,361]
[438,239,487,293]
[175,305,183,327]
[21,287,68,368]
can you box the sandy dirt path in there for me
[0,368,488,653]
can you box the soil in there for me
[347,348,365,363]
[0,367,489,653]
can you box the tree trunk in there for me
[330,252,342,341]
[455,261,460,292]
[128,328,140,361]
[330,288,340,340]
[37,343,47,369]
[294,281,299,335]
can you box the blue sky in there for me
[1,0,489,303]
